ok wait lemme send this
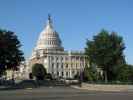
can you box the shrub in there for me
[32,63,46,80]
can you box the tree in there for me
[82,66,93,82]
[0,29,24,77]
[82,64,101,82]
[32,63,47,80]
[117,64,133,82]
[29,73,33,79]
[45,73,52,80]
[74,64,100,82]
[85,30,125,82]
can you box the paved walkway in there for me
[72,83,133,92]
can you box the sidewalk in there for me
[71,83,133,92]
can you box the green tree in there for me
[85,30,125,82]
[82,66,94,82]
[82,64,101,82]
[0,29,24,77]
[32,63,47,80]
[74,64,100,82]
[117,64,133,82]
[45,73,53,80]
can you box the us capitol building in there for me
[7,15,88,79]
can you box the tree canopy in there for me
[82,65,99,82]
[85,30,126,82]
[0,29,24,76]
[32,63,47,80]
[117,64,133,82]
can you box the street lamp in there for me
[79,67,83,87]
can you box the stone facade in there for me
[27,15,87,79]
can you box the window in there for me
[61,63,63,69]
[71,63,73,67]
[72,71,75,74]
[61,57,63,61]
[76,56,79,60]
[52,63,54,69]
[76,63,78,68]
[80,63,82,67]
[51,56,54,61]
[56,57,58,61]
[66,64,68,68]
[36,51,40,59]
[66,72,68,77]
[72,70,75,75]
[48,40,50,45]
[62,72,64,76]
[57,72,59,76]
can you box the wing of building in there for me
[26,15,87,79]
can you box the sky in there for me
[0,0,133,64]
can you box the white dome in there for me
[35,15,64,51]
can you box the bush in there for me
[32,63,47,80]
[45,73,53,80]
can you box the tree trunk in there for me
[104,71,108,83]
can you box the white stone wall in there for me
[30,51,87,79]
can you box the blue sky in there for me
[0,0,133,64]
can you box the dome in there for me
[35,15,64,51]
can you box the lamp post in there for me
[79,67,83,87]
